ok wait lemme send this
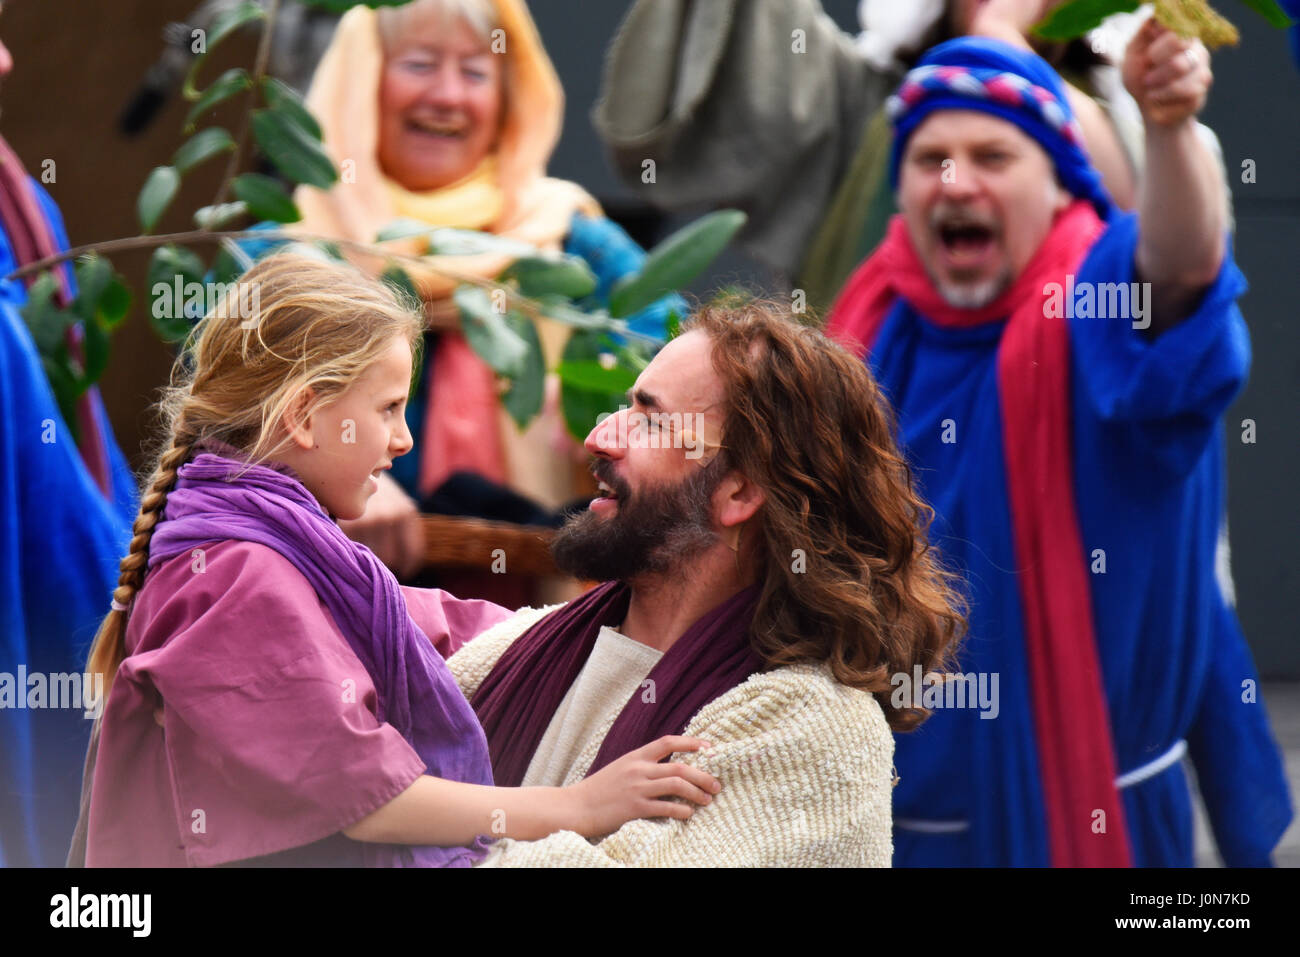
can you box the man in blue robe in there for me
[0,23,135,865]
[828,20,1292,866]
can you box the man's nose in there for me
[937,157,980,199]
[585,410,626,460]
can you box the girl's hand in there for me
[567,735,721,838]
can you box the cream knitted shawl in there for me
[449,606,895,867]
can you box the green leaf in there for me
[1239,0,1295,28]
[137,166,180,233]
[147,245,207,342]
[81,309,111,385]
[500,256,597,300]
[453,285,528,378]
[185,1,265,98]
[251,109,337,189]
[426,227,536,257]
[501,315,545,430]
[72,255,113,324]
[19,272,74,354]
[232,173,301,223]
[1031,0,1140,41]
[210,245,246,286]
[666,309,682,340]
[42,352,83,438]
[260,76,323,140]
[535,294,616,331]
[609,209,746,318]
[172,127,236,174]
[375,218,437,243]
[184,68,253,131]
[208,1,266,49]
[558,330,630,441]
[193,201,250,230]
[556,358,638,395]
[98,277,131,330]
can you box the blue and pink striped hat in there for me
[886,37,1114,219]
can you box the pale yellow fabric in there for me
[383,156,504,233]
[293,0,603,508]
[450,607,895,867]
[521,626,664,788]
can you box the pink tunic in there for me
[81,540,511,867]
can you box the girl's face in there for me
[280,337,416,521]
[377,15,504,192]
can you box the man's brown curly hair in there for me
[684,300,966,732]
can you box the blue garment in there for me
[873,212,1292,867]
[392,211,684,499]
[0,179,135,866]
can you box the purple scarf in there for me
[150,451,494,867]
[471,580,764,787]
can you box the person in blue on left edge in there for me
[284,0,687,585]
[0,3,136,867]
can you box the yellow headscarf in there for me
[293,0,601,508]
[294,0,602,299]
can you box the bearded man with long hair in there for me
[449,300,966,867]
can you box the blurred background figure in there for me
[593,0,1234,312]
[0,5,135,867]
[287,0,682,600]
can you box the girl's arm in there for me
[343,735,720,845]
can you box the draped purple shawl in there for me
[471,580,764,787]
[150,451,494,867]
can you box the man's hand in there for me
[340,471,426,579]
[1123,17,1212,127]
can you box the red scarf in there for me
[0,137,111,496]
[828,200,1132,867]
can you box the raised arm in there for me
[1122,18,1227,333]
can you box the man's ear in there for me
[282,386,317,451]
[716,470,765,529]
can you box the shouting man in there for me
[449,301,966,866]
[827,23,1292,865]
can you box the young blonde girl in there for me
[68,253,716,867]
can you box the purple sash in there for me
[471,580,764,787]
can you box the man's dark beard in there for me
[551,458,726,582]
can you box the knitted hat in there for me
[886,37,1114,219]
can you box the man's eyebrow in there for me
[629,388,662,410]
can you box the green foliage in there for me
[184,69,252,131]
[609,210,746,317]
[1032,0,1291,44]
[501,315,545,429]
[172,127,237,174]
[454,285,530,378]
[250,109,337,189]
[232,173,301,222]
[137,166,180,232]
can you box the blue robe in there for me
[871,212,1293,866]
[0,179,135,866]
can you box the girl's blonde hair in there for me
[85,252,424,694]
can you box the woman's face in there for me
[377,15,504,192]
